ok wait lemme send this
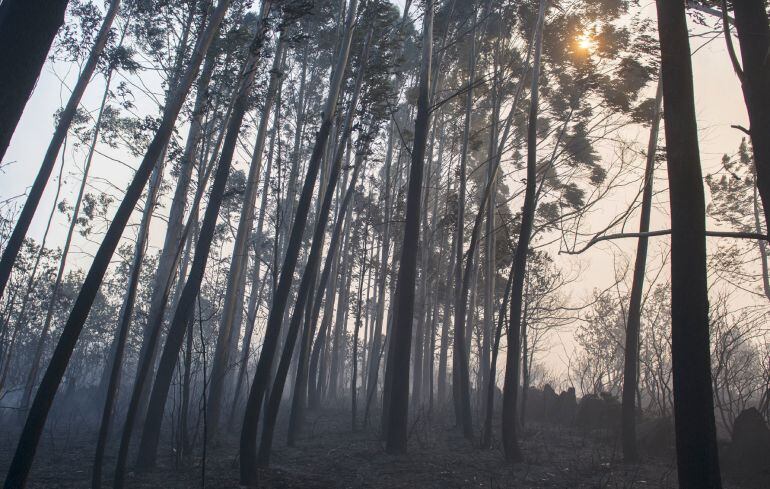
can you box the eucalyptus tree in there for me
[239,1,359,484]
[383,0,433,455]
[657,0,722,485]
[0,0,71,161]
[134,0,278,469]
[2,0,234,486]
[502,0,547,462]
[451,0,479,439]
[0,0,120,309]
[206,27,287,440]
[620,80,662,462]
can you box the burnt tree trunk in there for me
[656,0,722,486]
[135,3,274,469]
[383,0,433,454]
[502,0,546,463]
[0,0,119,303]
[621,80,662,462]
[239,1,358,483]
[2,2,231,487]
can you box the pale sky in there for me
[0,2,760,379]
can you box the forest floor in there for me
[0,405,761,488]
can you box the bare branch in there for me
[561,229,770,255]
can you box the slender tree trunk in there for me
[135,3,274,469]
[481,71,500,414]
[656,0,722,486]
[229,78,284,426]
[384,0,433,454]
[260,37,369,461]
[92,156,164,489]
[239,2,358,482]
[518,293,529,425]
[2,1,231,485]
[502,0,547,463]
[482,262,513,448]
[621,80,662,462]
[731,0,770,234]
[412,122,438,410]
[133,43,218,429]
[452,8,477,437]
[437,206,456,409]
[207,33,286,438]
[281,43,309,251]
[352,218,370,431]
[364,128,395,424]
[0,0,120,301]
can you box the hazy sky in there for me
[0,3,757,376]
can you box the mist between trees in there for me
[0,1,769,488]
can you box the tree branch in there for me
[561,229,770,255]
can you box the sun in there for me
[576,31,596,53]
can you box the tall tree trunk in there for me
[383,0,433,454]
[482,262,513,448]
[2,1,230,485]
[259,37,369,462]
[0,0,119,301]
[352,218,370,431]
[229,76,284,426]
[452,7,477,438]
[437,203,456,409]
[281,43,309,253]
[0,0,70,161]
[239,1,358,483]
[412,122,438,410]
[135,2,274,469]
[656,0,722,486]
[621,80,662,462]
[481,69,500,413]
[364,127,395,423]
[363,0,412,422]
[91,156,164,489]
[132,44,218,428]
[731,0,770,234]
[207,33,286,438]
[502,0,547,463]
